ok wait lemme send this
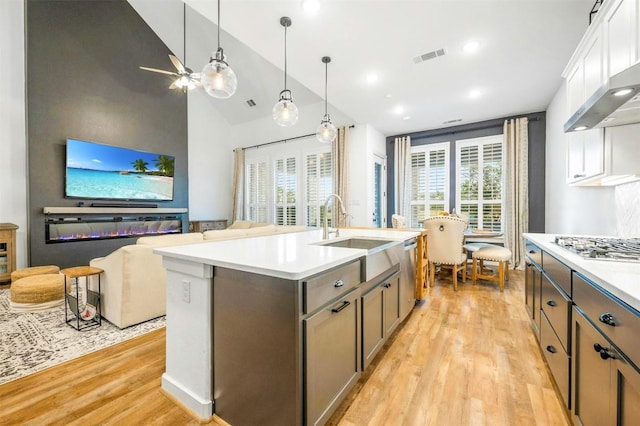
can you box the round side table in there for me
[61,266,104,331]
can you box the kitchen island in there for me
[154,228,419,425]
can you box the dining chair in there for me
[423,216,467,291]
[391,214,407,229]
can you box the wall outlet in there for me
[182,280,190,303]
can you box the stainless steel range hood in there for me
[564,61,640,132]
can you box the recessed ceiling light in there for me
[394,106,404,115]
[402,116,411,121]
[469,89,481,99]
[463,40,480,53]
[384,93,392,99]
[302,0,320,13]
[366,73,379,84]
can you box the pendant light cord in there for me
[217,0,221,51]
[284,24,288,91]
[324,61,328,115]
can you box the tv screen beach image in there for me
[65,139,175,201]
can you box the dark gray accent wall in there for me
[386,112,546,232]
[27,0,188,268]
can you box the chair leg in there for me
[429,263,435,287]
[461,262,466,283]
[506,261,510,281]
[472,258,477,284]
[498,261,505,292]
[452,265,458,291]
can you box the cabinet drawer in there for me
[542,251,572,296]
[573,272,640,366]
[525,240,542,268]
[303,261,361,314]
[541,272,572,353]
[540,311,570,408]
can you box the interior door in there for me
[372,154,386,228]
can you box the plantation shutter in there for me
[275,157,297,225]
[305,151,333,227]
[246,161,267,222]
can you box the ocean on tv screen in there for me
[66,168,174,201]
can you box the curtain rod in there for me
[237,124,355,151]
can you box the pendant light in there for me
[200,0,237,99]
[273,17,299,127]
[316,56,337,143]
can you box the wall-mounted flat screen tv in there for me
[65,139,175,201]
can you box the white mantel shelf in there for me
[43,207,187,215]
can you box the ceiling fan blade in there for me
[169,80,179,90]
[139,66,178,76]
[168,54,186,74]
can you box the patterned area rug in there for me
[0,289,165,385]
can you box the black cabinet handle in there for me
[331,300,350,313]
[599,312,616,327]
[593,343,616,360]
[334,279,344,288]
[546,299,557,307]
[546,345,557,354]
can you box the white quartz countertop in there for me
[524,233,640,312]
[154,228,420,280]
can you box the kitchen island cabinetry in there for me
[361,267,400,370]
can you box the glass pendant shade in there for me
[273,89,299,127]
[201,49,237,99]
[316,114,337,143]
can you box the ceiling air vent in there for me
[246,99,256,107]
[413,48,446,64]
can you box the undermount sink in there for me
[313,237,403,281]
[316,237,395,251]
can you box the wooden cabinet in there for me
[0,223,18,282]
[189,219,227,232]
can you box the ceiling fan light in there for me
[273,90,299,126]
[201,52,237,99]
[316,114,337,143]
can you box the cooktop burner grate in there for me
[554,236,640,262]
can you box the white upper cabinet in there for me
[606,0,637,77]
[562,0,640,186]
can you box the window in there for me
[305,152,333,227]
[409,142,450,228]
[274,156,297,225]
[244,138,332,226]
[456,135,504,231]
[246,161,268,222]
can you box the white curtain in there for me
[333,127,350,227]
[504,118,529,270]
[232,148,245,222]
[394,136,411,219]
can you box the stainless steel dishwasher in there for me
[399,237,417,320]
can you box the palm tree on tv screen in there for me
[154,155,175,177]
[132,159,148,174]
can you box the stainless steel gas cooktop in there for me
[554,236,640,262]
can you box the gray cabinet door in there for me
[304,288,360,426]
[572,307,612,425]
[362,284,384,370]
[383,273,401,337]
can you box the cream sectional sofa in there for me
[89,223,309,328]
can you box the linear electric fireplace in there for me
[46,215,182,243]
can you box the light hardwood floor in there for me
[0,270,569,425]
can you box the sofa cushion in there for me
[203,229,252,240]
[227,220,253,229]
[136,232,204,247]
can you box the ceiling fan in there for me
[140,54,201,92]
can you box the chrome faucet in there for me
[323,194,347,239]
